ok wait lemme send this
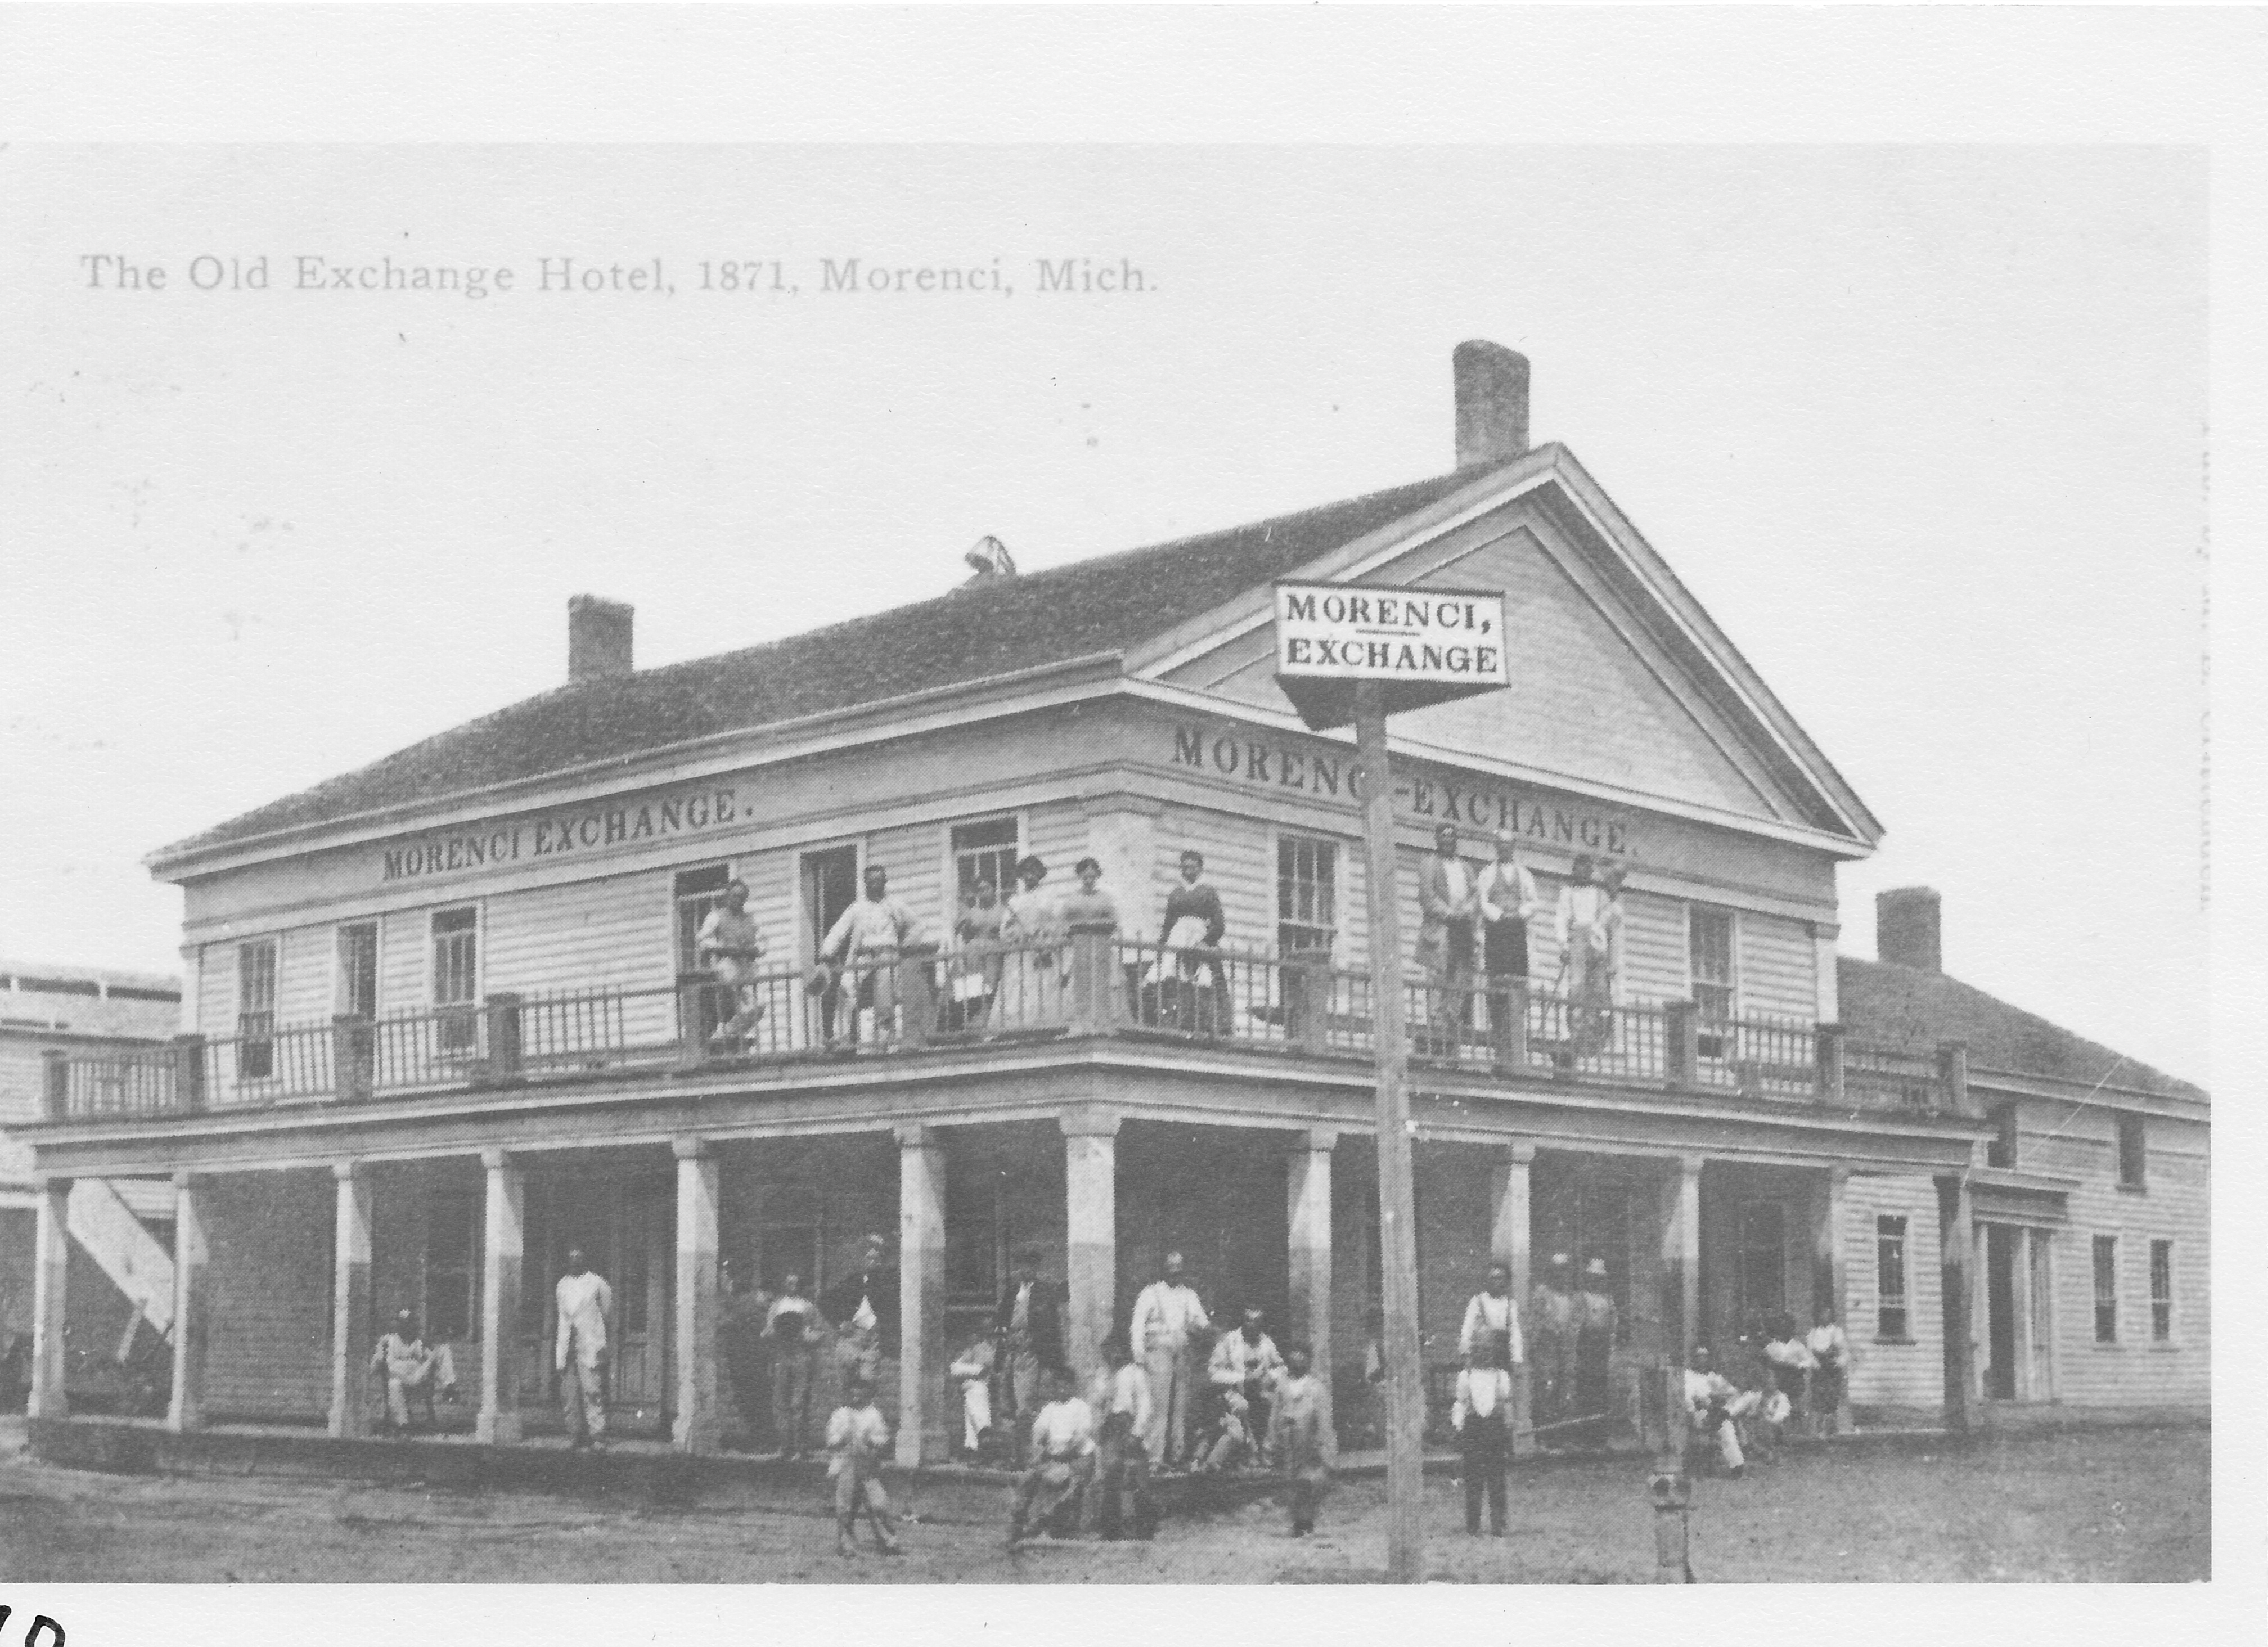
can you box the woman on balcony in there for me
[1000,855,1064,1024]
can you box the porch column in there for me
[895,1123,948,1468]
[673,1138,721,1454]
[476,1149,525,1444]
[1660,1155,1702,1366]
[28,1177,71,1420]
[1488,1141,1537,1457]
[1060,1106,1120,1384]
[166,1172,211,1432]
[328,1162,374,1438]
[1936,1172,1978,1433]
[1286,1130,1335,1444]
[1810,1164,1852,1432]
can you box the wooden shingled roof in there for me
[161,464,1505,860]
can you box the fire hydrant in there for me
[1649,1463,1694,1582]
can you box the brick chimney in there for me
[1453,340,1531,468]
[568,595,634,684]
[1876,886,1942,973]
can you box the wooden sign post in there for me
[1274,582,1510,1584]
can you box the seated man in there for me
[1194,1386,1260,1477]
[1205,1306,1285,1466]
[948,1326,1000,1462]
[1008,1365,1096,1545]
[370,1310,457,1435]
[1682,1346,1761,1478]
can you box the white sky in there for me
[0,143,2208,1084]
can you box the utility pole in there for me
[1356,680,1426,1583]
[1272,580,1510,1586]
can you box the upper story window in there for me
[952,816,1020,906]
[1987,1103,2020,1170]
[1276,835,1338,957]
[432,907,479,1054]
[1689,904,1735,1056]
[337,922,378,1019]
[237,938,278,1079]
[2117,1114,2148,1189]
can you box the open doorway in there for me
[1984,1223,2019,1401]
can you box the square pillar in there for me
[1811,1164,1852,1433]
[28,1177,71,1420]
[672,1138,722,1453]
[1936,1172,1978,1433]
[166,1172,211,1432]
[1286,1130,1336,1448]
[1660,1155,1703,1367]
[1489,1142,1537,1457]
[1060,1106,1120,1384]
[476,1149,525,1444]
[895,1124,948,1466]
[328,1162,374,1438]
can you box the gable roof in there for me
[156,464,1505,863]
[1838,956,2205,1105]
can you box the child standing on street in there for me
[825,1373,902,1558]
[1452,1329,1514,1537]
[1267,1342,1331,1537]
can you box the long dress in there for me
[1001,888,1063,1024]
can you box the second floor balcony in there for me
[36,926,1973,1128]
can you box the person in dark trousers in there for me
[995,1249,1065,1462]
[718,1258,774,1452]
[1574,1256,1618,1448]
[823,1232,900,1390]
[1268,1342,1331,1537]
[766,1271,819,1459]
[1453,1329,1514,1536]
[1088,1333,1156,1540]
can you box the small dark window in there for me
[2092,1236,2119,1343]
[1276,835,1338,957]
[1987,1104,2019,1169]
[433,907,479,1053]
[1875,1216,1908,1339]
[425,1191,480,1343]
[951,817,1021,906]
[2117,1115,2147,1189]
[1689,906,1735,1059]
[237,939,278,1079]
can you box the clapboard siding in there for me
[1844,1173,1943,1410]
[1614,888,1688,1005]
[2017,1102,2210,1407]
[203,1171,334,1420]
[379,908,428,1018]
[1738,912,1817,1021]
[197,940,237,1040]
[277,924,333,1027]
[487,870,674,998]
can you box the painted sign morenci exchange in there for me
[1272,582,1510,686]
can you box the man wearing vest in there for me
[1129,1249,1210,1470]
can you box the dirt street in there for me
[0,1420,2207,1583]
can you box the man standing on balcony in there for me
[696,878,766,1047]
[1556,855,1623,1060]
[1474,829,1541,1046]
[1130,1249,1210,1471]
[1418,824,1479,1046]
[554,1248,613,1451]
[819,866,923,1047]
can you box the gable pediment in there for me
[1134,456,1875,847]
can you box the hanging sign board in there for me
[1272,581,1511,731]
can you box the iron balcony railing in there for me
[39,923,1976,1123]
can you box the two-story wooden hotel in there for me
[15,344,2207,1464]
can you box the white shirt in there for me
[1091,1363,1154,1436]
[1806,1323,1851,1367]
[1453,1366,1513,1428]
[1029,1397,1098,1459]
[1684,1367,1739,1412]
[555,1271,613,1369]
[766,1294,816,1338]
[1475,861,1542,925]
[1441,860,1472,906]
[822,894,920,962]
[825,1403,890,1474]
[1130,1280,1209,1353]
[1208,1329,1285,1391]
[1459,1290,1524,1363]
[695,906,764,978]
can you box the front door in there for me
[802,845,861,1042]
[1983,1223,2018,1401]
[526,1174,675,1435]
